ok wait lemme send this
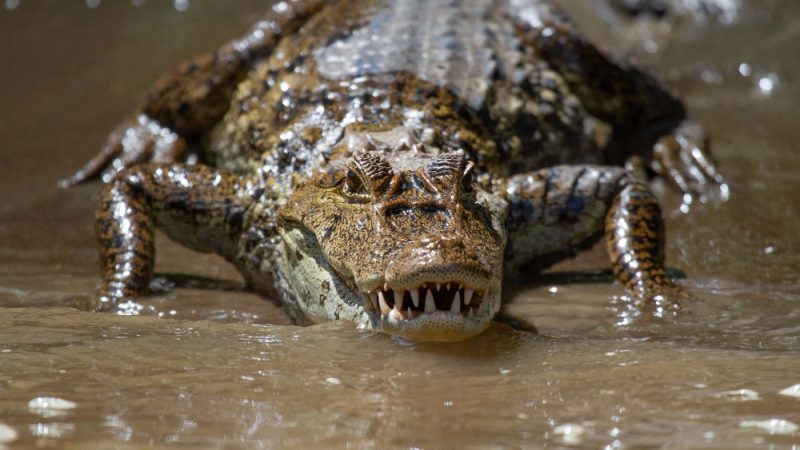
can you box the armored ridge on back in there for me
[63,0,726,341]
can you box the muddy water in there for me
[0,1,798,448]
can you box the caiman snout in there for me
[357,235,493,322]
[383,235,493,290]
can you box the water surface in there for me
[0,1,798,448]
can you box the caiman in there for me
[63,0,726,341]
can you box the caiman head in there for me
[277,136,508,342]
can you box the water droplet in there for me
[173,0,188,12]
[757,73,779,96]
[738,63,752,77]
[272,1,288,14]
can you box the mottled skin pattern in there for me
[65,0,725,341]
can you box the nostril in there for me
[418,203,444,214]
[430,236,464,249]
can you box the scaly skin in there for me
[66,0,725,341]
[613,0,742,22]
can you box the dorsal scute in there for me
[426,150,466,181]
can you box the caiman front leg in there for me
[503,165,684,312]
[92,163,254,312]
[61,0,325,186]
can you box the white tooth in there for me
[388,309,405,321]
[467,308,474,318]
[446,283,451,290]
[384,282,389,291]
[410,290,420,308]
[394,290,404,311]
[424,290,436,313]
[463,289,473,306]
[378,291,390,314]
[436,283,441,291]
[370,292,379,310]
[450,292,461,313]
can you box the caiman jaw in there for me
[354,277,497,342]
[362,282,484,320]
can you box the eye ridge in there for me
[342,167,369,198]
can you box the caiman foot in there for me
[652,120,728,203]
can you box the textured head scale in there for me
[426,151,464,179]
[352,150,393,195]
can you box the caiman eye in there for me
[343,167,368,197]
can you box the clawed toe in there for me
[652,120,728,203]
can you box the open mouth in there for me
[363,282,484,320]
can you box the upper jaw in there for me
[361,281,486,320]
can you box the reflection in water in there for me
[0,0,799,448]
[1,308,798,448]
